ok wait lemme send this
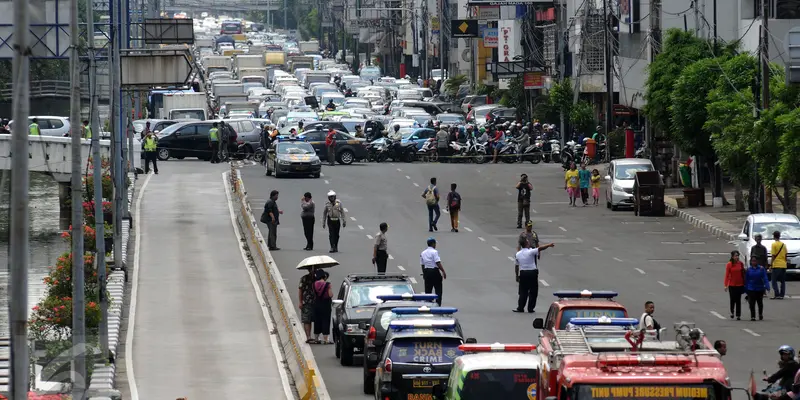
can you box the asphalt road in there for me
[132,161,289,399]
[240,159,797,400]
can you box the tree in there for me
[644,29,714,135]
[569,100,595,135]
[444,74,468,97]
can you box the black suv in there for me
[362,295,446,394]
[333,274,415,366]
[374,319,468,399]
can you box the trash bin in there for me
[585,139,597,160]
[679,164,691,187]
[683,188,705,207]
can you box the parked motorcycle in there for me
[418,138,438,162]
[463,139,487,164]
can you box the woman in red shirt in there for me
[724,250,746,320]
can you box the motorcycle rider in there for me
[388,124,403,141]
[476,127,489,144]
[325,99,337,111]
[764,346,800,398]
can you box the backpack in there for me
[425,186,437,206]
[449,192,461,209]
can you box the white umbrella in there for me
[295,255,339,270]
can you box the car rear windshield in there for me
[389,338,462,363]
[559,308,626,329]
[459,369,538,400]
[347,284,414,307]
[615,164,653,180]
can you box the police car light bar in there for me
[377,294,439,302]
[388,320,457,330]
[553,290,619,299]
[391,306,458,315]
[458,343,537,353]
[568,317,639,326]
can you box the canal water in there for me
[0,172,68,338]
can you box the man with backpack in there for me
[446,183,461,232]
[421,177,441,232]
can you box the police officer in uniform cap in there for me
[513,239,554,313]
[420,237,447,306]
[29,118,40,136]
[322,190,346,253]
[209,122,220,163]
[142,129,159,174]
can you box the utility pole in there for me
[87,0,109,363]
[602,0,613,147]
[762,0,772,213]
[9,0,31,397]
[283,0,287,31]
[649,0,661,165]
[69,0,87,394]
[556,0,566,148]
[438,0,444,73]
[112,0,124,272]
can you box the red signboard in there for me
[523,72,545,89]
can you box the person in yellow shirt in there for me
[590,168,602,206]
[770,230,787,299]
[564,162,579,207]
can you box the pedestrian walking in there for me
[298,266,317,343]
[564,162,579,206]
[142,129,159,174]
[770,231,788,299]
[325,128,337,166]
[420,237,447,305]
[579,163,591,206]
[590,169,601,206]
[724,250,746,320]
[261,190,282,250]
[372,222,389,274]
[313,270,334,344]
[322,190,346,253]
[209,122,221,164]
[751,233,768,267]
[639,301,661,339]
[422,178,441,232]
[446,183,461,232]
[301,192,315,251]
[513,239,554,313]
[745,255,770,321]
[516,174,532,228]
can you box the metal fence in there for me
[0,80,111,100]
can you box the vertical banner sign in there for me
[483,28,498,48]
[498,20,515,62]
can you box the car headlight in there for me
[277,158,291,165]
[346,324,362,333]
[311,158,321,165]
[612,184,624,192]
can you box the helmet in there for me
[327,190,336,197]
[779,345,795,358]
[479,127,486,133]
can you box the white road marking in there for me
[689,252,730,255]
[743,328,761,337]
[613,257,624,262]
[548,220,553,223]
[366,234,374,240]
[491,246,500,252]
[350,216,357,221]
[682,295,697,302]
[410,277,418,284]
[539,279,550,287]
[540,202,569,205]
[413,182,420,187]
[657,281,670,287]
[551,254,564,256]
[531,208,538,214]
[506,191,512,196]
[397,265,405,271]
[397,168,402,172]
[593,247,603,252]
[464,227,472,232]
[388,254,394,260]
[343,207,348,212]
[442,208,449,214]
[358,225,364,230]
[634,268,646,274]
[559,226,567,232]
[710,311,727,320]
[324,179,329,184]
[221,172,294,400]
[508,256,515,261]
[478,237,486,242]
[405,175,411,179]
[575,237,583,243]
[320,172,325,177]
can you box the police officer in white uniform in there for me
[420,237,447,305]
[513,239,555,313]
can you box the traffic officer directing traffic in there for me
[420,237,447,306]
[142,130,159,174]
[513,239,554,313]
[322,190,346,253]
[209,122,220,164]
[29,118,40,135]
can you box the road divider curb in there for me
[227,167,331,400]
[663,197,738,242]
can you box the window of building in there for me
[755,0,800,19]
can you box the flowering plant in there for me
[61,224,97,252]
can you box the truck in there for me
[195,38,214,50]
[234,54,264,71]
[212,83,245,98]
[264,51,285,68]
[298,40,320,54]
[288,55,315,73]
[160,93,208,120]
[543,319,736,400]
[202,55,232,72]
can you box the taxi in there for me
[432,343,541,400]
[375,320,468,400]
[265,139,322,178]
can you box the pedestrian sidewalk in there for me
[129,163,291,399]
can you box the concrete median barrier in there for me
[226,166,330,400]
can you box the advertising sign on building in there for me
[497,20,515,62]
[523,72,545,89]
[431,17,440,34]
[483,28,498,48]
[477,6,500,19]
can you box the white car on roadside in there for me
[604,158,656,210]
[737,213,800,274]
[10,116,71,136]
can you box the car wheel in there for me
[274,162,282,178]
[265,162,272,176]
[339,150,355,165]
[313,172,321,178]
[363,370,375,394]
[530,154,542,164]
[157,148,170,161]
[340,342,354,366]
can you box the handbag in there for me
[260,210,270,224]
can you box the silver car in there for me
[604,158,656,210]
[737,213,800,275]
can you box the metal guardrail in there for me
[0,80,111,99]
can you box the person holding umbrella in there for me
[296,255,340,343]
